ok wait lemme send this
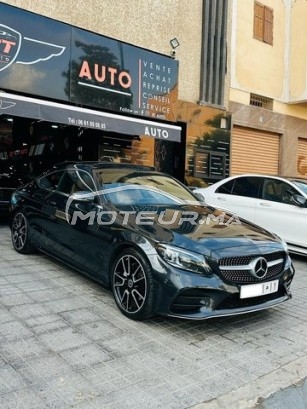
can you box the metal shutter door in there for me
[297,138,307,177]
[231,126,280,175]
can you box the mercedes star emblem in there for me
[250,257,268,279]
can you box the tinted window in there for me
[262,179,300,204]
[292,180,307,195]
[57,170,95,194]
[216,177,261,197]
[216,180,234,194]
[231,177,261,198]
[95,169,197,204]
[37,171,64,191]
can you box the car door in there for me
[254,177,307,247]
[208,176,261,223]
[44,168,115,281]
[41,169,100,272]
[33,170,74,256]
[25,170,64,247]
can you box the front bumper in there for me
[151,255,295,320]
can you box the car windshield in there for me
[292,180,307,195]
[94,168,198,206]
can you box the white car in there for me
[194,174,307,256]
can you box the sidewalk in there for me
[0,222,307,409]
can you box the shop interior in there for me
[0,115,185,182]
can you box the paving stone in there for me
[59,343,113,369]
[1,223,307,409]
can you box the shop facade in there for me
[0,3,184,175]
[0,2,231,187]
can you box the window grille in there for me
[250,94,273,110]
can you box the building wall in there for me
[229,0,307,177]
[229,101,307,176]
[290,0,307,102]
[230,0,307,112]
[3,0,231,185]
[178,102,230,187]
[7,0,305,180]
[230,0,286,100]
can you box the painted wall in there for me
[230,0,285,99]
[229,0,307,178]
[290,0,307,102]
[230,0,307,113]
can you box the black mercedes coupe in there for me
[9,161,295,321]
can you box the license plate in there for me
[240,280,279,299]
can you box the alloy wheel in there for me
[12,212,28,251]
[113,254,147,314]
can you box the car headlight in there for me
[10,192,17,205]
[281,240,288,253]
[272,233,289,254]
[156,244,212,275]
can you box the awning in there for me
[0,91,181,142]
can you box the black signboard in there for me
[0,3,178,121]
[0,91,181,142]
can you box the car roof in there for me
[50,161,156,172]
[220,174,307,183]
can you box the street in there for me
[0,220,306,409]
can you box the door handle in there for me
[217,196,226,201]
[259,202,271,207]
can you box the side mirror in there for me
[67,191,96,227]
[194,191,205,202]
[291,194,307,207]
[70,191,95,202]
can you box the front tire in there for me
[111,248,155,320]
[11,211,35,254]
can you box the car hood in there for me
[119,204,283,257]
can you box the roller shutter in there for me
[231,126,280,175]
[297,138,307,177]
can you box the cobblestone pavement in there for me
[0,221,306,409]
